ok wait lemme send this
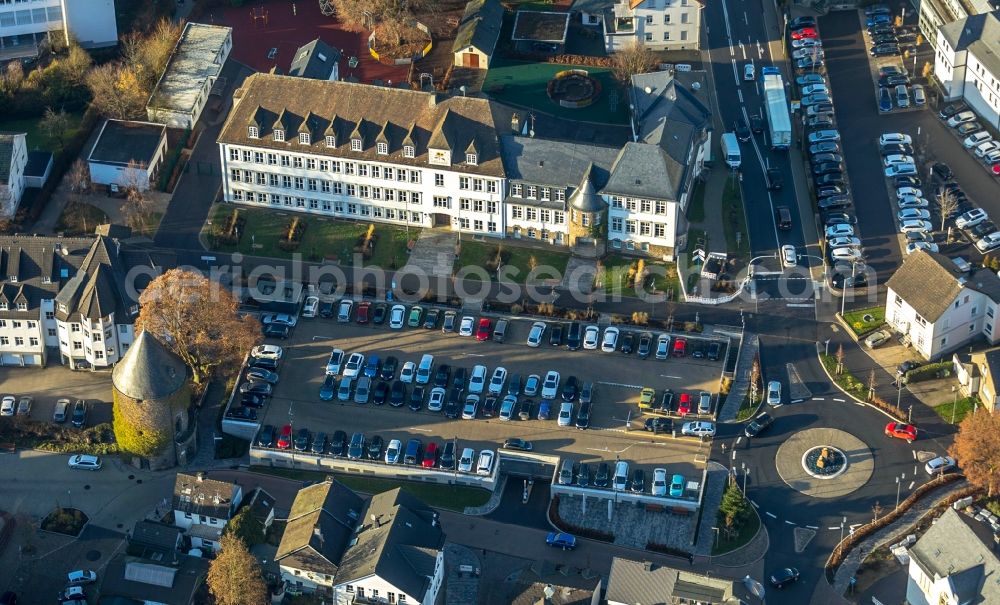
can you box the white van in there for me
[613,461,629,491]
[469,364,487,394]
[416,354,434,385]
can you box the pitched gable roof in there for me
[606,558,738,604]
[453,0,505,55]
[909,508,1000,604]
[288,38,342,80]
[276,479,365,576]
[172,473,240,520]
[604,142,681,200]
[887,250,1000,322]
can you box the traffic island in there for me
[775,428,873,499]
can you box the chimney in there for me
[313,526,324,547]
[643,561,654,572]
[511,113,520,135]
[196,471,206,482]
[428,92,439,107]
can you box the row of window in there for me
[610,196,672,215]
[610,217,668,238]
[245,128,474,167]
[0,6,61,28]
[230,171,427,202]
[233,191,424,222]
[509,206,566,224]
[343,584,406,602]
[0,336,37,347]
[644,12,691,24]
[646,30,690,41]
[509,183,566,202]
[56,340,113,358]
[0,319,35,329]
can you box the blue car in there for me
[319,374,336,401]
[670,474,685,498]
[364,355,381,379]
[545,532,577,550]
[878,86,892,112]
[866,13,890,26]
[537,400,552,420]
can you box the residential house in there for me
[171,472,243,553]
[288,38,342,81]
[885,250,1000,360]
[934,10,1000,129]
[482,559,598,604]
[88,120,168,193]
[276,477,446,604]
[0,132,27,217]
[955,347,1000,411]
[0,234,137,368]
[906,507,1000,605]
[452,0,505,69]
[242,486,277,534]
[604,557,743,604]
[147,22,232,129]
[99,552,209,605]
[0,0,117,60]
[129,520,184,558]
[573,0,703,52]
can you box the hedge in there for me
[903,361,953,384]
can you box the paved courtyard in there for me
[0,365,114,427]
[556,493,696,550]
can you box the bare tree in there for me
[119,160,153,232]
[40,107,72,151]
[328,0,437,43]
[611,40,657,84]
[835,343,845,375]
[937,188,959,234]
[85,63,147,120]
[67,159,91,194]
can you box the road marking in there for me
[912,451,917,460]
[461,353,486,357]
[765,512,777,519]
[784,520,796,525]
[827,526,841,530]
[750,499,759,507]
[908,481,915,490]
[812,397,825,401]
[833,398,845,402]
[787,303,814,308]
[738,88,744,103]
[311,335,335,341]
[806,525,819,530]
[598,381,644,389]
[735,437,743,446]
[850,524,862,530]
[792,399,804,403]
[660,375,683,379]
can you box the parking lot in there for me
[0,366,112,428]
[241,309,727,495]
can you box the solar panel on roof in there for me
[124,561,176,587]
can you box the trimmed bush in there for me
[904,361,952,384]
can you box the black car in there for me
[248,356,279,371]
[372,303,387,324]
[347,432,365,459]
[226,406,257,421]
[240,393,266,408]
[240,381,272,396]
[577,463,590,487]
[257,424,276,447]
[293,428,311,451]
[503,438,533,451]
[549,323,564,346]
[878,74,909,87]
[707,342,722,361]
[444,388,463,418]
[71,399,87,427]
[367,435,384,460]
[319,299,335,318]
[807,115,835,129]
[629,469,645,493]
[518,400,535,420]
[868,23,894,35]
[750,113,764,134]
[818,195,852,210]
[871,33,898,45]
[932,162,954,181]
[830,267,869,289]
[824,212,857,226]
[621,332,635,354]
[745,413,774,438]
[659,390,675,414]
[575,400,591,429]
[390,380,406,407]
[769,567,800,588]
[562,376,579,401]
[734,118,751,142]
[939,101,968,119]
[645,416,672,432]
[311,431,328,454]
[766,168,783,191]
[897,360,922,376]
[894,175,922,188]
[452,367,468,390]
[813,162,842,176]
[878,64,905,77]
[440,442,456,469]
[434,364,451,388]
[788,15,815,29]
[246,367,279,384]
[442,312,456,332]
[594,463,610,488]
[807,102,834,115]
[815,173,845,187]
[372,380,389,405]
[409,386,425,411]
[810,142,841,155]
[482,396,497,417]
[380,356,398,381]
[870,44,900,57]
[880,143,913,156]
[816,184,846,198]
[263,323,290,339]
[507,374,522,396]
[423,308,439,329]
[811,152,843,165]
[329,430,347,457]
[637,332,652,357]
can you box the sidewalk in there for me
[718,332,759,423]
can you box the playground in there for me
[212,0,409,84]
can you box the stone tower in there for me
[567,163,607,258]
[111,330,197,470]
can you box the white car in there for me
[781,245,797,267]
[399,361,416,383]
[655,333,670,359]
[899,219,933,234]
[524,374,541,396]
[744,62,755,80]
[337,299,353,322]
[896,187,922,199]
[526,322,546,347]
[459,316,475,336]
[488,366,508,395]
[793,48,824,60]
[828,236,861,248]
[948,111,977,127]
[956,208,988,229]
[601,327,620,352]
[681,421,716,438]
[964,131,993,148]
[428,387,446,412]
[906,242,939,254]
[766,380,782,406]
[462,394,480,419]
[831,247,863,262]
[792,37,822,48]
[541,370,561,399]
[825,224,855,239]
[976,232,1000,252]
[343,353,365,379]
[865,329,892,348]
[883,154,915,166]
[68,454,102,470]
[389,304,406,329]
[975,140,1000,158]
[582,325,600,350]
[801,83,829,95]
[987,149,1000,164]
[652,468,668,496]
[897,196,929,209]
[558,401,574,427]
[808,129,840,143]
[0,395,14,416]
[458,447,475,472]
[325,348,345,374]
[385,439,403,464]
[885,163,917,177]
[476,450,495,475]
[924,456,957,476]
[67,570,98,586]
[898,208,931,221]
[302,296,319,318]
[251,344,283,360]
[469,364,487,394]
[879,133,912,146]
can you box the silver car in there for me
[353,376,371,404]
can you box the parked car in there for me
[769,568,800,588]
[924,456,956,476]
[545,532,577,550]
[681,421,716,437]
[865,329,893,348]
[68,454,102,471]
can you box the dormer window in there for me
[351,138,362,151]
[377,142,388,155]
[325,135,336,147]
[274,129,285,142]
[299,132,310,145]
[8,275,16,283]
[248,126,259,138]
[0,302,6,311]
[403,145,415,158]
[465,153,478,165]
[16,302,27,311]
[42,276,51,284]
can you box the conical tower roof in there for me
[569,163,605,212]
[112,330,188,401]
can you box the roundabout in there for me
[775,428,874,499]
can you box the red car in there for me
[276,424,293,449]
[792,27,818,40]
[422,442,439,468]
[475,318,492,341]
[885,422,917,443]
[677,393,692,416]
[356,301,371,324]
[672,338,687,357]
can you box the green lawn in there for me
[0,111,86,152]
[843,306,886,336]
[56,201,108,236]
[249,465,492,512]
[722,179,750,261]
[820,353,868,400]
[456,240,569,283]
[934,396,977,424]
[483,58,629,125]
[735,394,761,422]
[205,204,418,268]
[601,254,679,299]
[686,180,706,223]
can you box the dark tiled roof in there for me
[887,250,1000,322]
[453,0,505,55]
[219,73,505,177]
[88,120,166,167]
[940,12,1000,78]
[569,165,604,212]
[99,553,208,605]
[909,508,1000,604]
[604,142,681,200]
[172,473,240,520]
[276,479,365,576]
[0,132,24,183]
[24,150,52,179]
[112,331,188,401]
[499,134,617,190]
[606,558,737,604]
[131,520,182,552]
[51,236,135,323]
[288,38,342,80]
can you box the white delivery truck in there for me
[721,132,741,169]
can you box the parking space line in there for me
[908,480,915,490]
[833,398,845,402]
[792,399,804,403]
[660,375,683,379]
[806,525,819,530]
[598,381,644,389]
[827,526,840,530]
[784,520,796,525]
[812,397,825,401]
[765,511,777,519]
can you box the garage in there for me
[21,354,42,366]
[1,353,23,366]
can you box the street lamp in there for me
[896,380,903,411]
[840,260,858,317]
[840,516,846,543]
[741,463,749,493]
[895,473,906,509]
[951,386,958,424]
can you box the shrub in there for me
[510,304,523,315]
[904,362,952,384]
